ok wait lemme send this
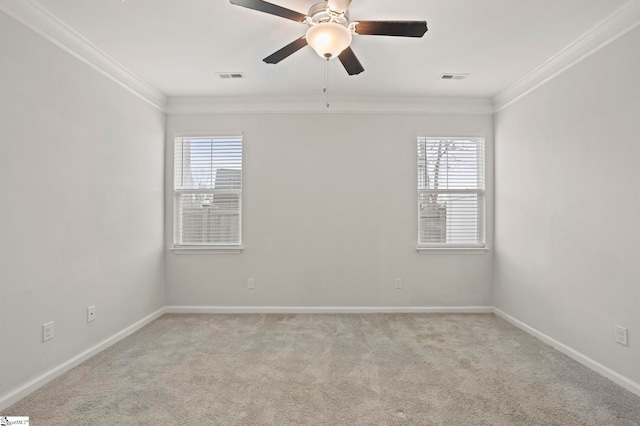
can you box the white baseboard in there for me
[4,306,637,412]
[0,307,166,411]
[494,308,640,397]
[164,305,495,314]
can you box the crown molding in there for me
[5,0,638,116]
[493,0,640,113]
[166,95,494,115]
[0,0,168,111]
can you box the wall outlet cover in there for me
[394,278,402,289]
[615,325,628,346]
[87,305,96,322]
[43,321,54,342]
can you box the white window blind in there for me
[174,136,242,247]
[417,137,485,247]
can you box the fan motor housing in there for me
[308,1,349,27]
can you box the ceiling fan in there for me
[229,0,428,75]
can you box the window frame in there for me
[171,133,243,254]
[416,136,487,254]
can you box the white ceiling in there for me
[31,0,628,98]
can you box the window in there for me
[417,137,485,248]
[173,135,242,249]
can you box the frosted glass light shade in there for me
[306,22,352,59]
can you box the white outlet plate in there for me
[43,321,54,342]
[394,278,402,289]
[615,325,628,346]
[87,305,96,322]
[248,278,255,289]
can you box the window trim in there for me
[416,247,489,255]
[171,246,244,255]
[172,133,243,254]
[416,135,486,252]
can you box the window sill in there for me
[171,246,244,255]
[416,247,489,255]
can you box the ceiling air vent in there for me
[440,73,468,80]
[217,72,245,79]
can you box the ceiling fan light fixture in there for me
[306,22,352,59]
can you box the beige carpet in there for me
[4,313,640,425]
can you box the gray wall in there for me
[165,113,494,307]
[0,11,166,397]
[494,26,640,385]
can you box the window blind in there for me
[174,136,242,246]
[417,137,485,247]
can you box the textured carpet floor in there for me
[4,313,640,425]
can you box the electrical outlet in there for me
[615,325,628,346]
[43,321,54,342]
[248,278,255,289]
[394,278,402,289]
[87,305,96,322]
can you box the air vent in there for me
[217,72,245,79]
[440,73,468,80]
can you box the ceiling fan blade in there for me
[229,0,307,22]
[263,37,308,64]
[354,21,428,37]
[327,0,352,13]
[338,47,364,75]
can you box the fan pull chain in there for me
[324,58,330,109]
